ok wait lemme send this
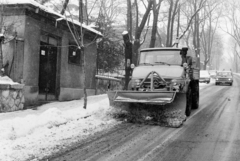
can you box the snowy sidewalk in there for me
[0,94,120,161]
[0,94,107,121]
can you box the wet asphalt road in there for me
[49,74,240,161]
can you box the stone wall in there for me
[0,84,25,113]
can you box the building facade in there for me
[1,1,101,106]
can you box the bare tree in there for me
[209,33,223,70]
[132,0,154,65]
[41,0,99,109]
[233,43,240,72]
[222,0,240,48]
[127,0,133,41]
[149,0,163,48]
[165,0,179,47]
[60,0,69,15]
[200,0,223,69]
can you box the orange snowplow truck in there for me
[107,47,200,127]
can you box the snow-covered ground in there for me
[0,75,230,161]
[234,73,240,76]
[0,94,120,161]
[199,77,215,89]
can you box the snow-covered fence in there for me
[0,77,25,113]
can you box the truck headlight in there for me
[171,79,183,85]
[134,79,141,86]
[170,79,184,91]
[171,79,185,88]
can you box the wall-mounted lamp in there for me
[35,7,39,13]
[55,17,65,27]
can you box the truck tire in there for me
[192,81,199,109]
[186,87,192,116]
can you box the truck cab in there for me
[129,47,198,92]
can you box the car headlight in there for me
[229,78,232,81]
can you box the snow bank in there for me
[0,95,120,161]
[0,76,19,85]
[234,73,240,76]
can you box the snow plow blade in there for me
[107,90,187,127]
[109,91,176,104]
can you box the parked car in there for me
[200,70,211,84]
[208,70,217,79]
[215,71,233,86]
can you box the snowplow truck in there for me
[107,47,200,127]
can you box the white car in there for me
[200,70,211,84]
[215,71,233,86]
[208,70,217,79]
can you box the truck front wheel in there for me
[192,81,199,109]
[185,87,192,116]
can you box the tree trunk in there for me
[236,53,238,73]
[127,0,133,41]
[235,44,238,72]
[0,40,3,72]
[156,30,163,47]
[60,0,69,15]
[169,0,179,46]
[166,0,173,47]
[176,4,180,41]
[203,59,208,70]
[79,0,84,23]
[125,0,133,89]
[132,0,153,65]
[123,33,132,90]
[85,0,88,25]
[132,40,140,66]
[193,0,200,69]
[149,0,162,48]
[79,0,87,109]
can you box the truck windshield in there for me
[139,50,182,65]
[217,72,232,76]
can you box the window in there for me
[139,50,182,65]
[68,44,81,65]
[217,72,231,76]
